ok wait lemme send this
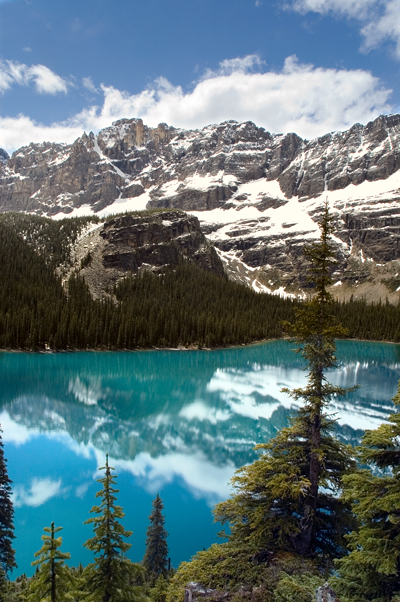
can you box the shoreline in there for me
[1,336,400,354]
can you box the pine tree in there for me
[143,495,168,583]
[83,454,134,602]
[214,202,356,565]
[0,425,16,574]
[332,379,400,602]
[28,522,72,602]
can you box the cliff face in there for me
[66,210,224,299]
[1,115,400,300]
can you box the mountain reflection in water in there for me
[1,340,399,576]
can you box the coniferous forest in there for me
[0,212,399,351]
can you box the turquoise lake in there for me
[1,340,400,577]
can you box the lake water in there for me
[2,340,400,577]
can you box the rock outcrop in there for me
[69,209,225,299]
[1,115,400,300]
[316,584,341,602]
[182,582,342,602]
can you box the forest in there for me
[0,211,399,351]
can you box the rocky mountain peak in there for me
[0,114,399,301]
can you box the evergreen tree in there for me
[143,495,168,583]
[83,454,134,602]
[214,203,356,565]
[29,522,72,602]
[149,574,168,602]
[0,425,16,574]
[332,379,400,602]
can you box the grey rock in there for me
[0,148,9,164]
[1,114,400,300]
[316,583,341,602]
[184,583,219,602]
[73,210,225,299]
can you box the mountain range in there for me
[1,114,399,300]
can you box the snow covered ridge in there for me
[0,114,399,300]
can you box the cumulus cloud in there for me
[13,477,63,508]
[288,0,400,58]
[0,54,392,151]
[0,60,69,94]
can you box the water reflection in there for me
[1,340,399,574]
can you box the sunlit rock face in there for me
[1,115,400,299]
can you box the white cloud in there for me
[82,76,98,94]
[0,60,68,95]
[0,54,392,152]
[75,481,92,498]
[28,64,69,94]
[97,450,234,506]
[13,477,63,508]
[209,54,264,76]
[361,0,400,56]
[0,411,38,445]
[289,0,376,18]
[288,0,400,58]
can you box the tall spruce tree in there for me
[29,522,72,602]
[214,202,356,565]
[0,425,16,574]
[143,495,168,582]
[332,380,400,602]
[83,454,134,602]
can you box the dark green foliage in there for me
[332,380,400,602]
[333,297,400,342]
[0,211,399,351]
[214,417,356,563]
[0,426,16,574]
[83,455,136,602]
[0,212,99,269]
[143,495,168,583]
[278,203,356,558]
[29,522,72,602]
[214,204,356,565]
[0,215,296,350]
[113,263,295,348]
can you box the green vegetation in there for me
[0,426,16,574]
[332,381,400,602]
[0,211,399,351]
[143,495,169,584]
[83,455,140,602]
[165,202,356,599]
[29,523,71,602]
[0,212,99,269]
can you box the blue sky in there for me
[0,0,399,151]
